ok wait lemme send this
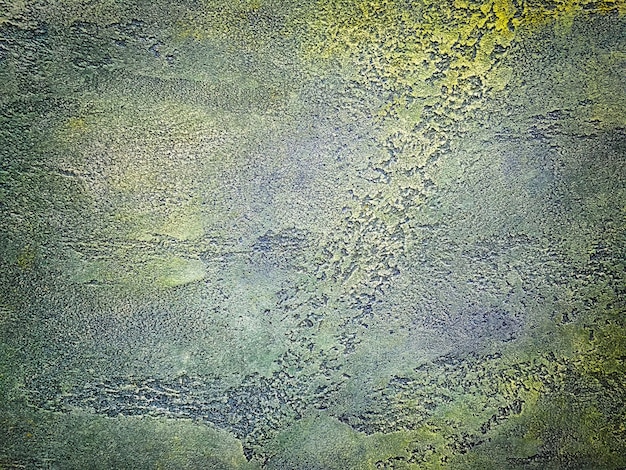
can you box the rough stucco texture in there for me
[0,0,625,468]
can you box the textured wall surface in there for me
[1,0,624,468]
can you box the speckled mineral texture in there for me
[1,0,624,468]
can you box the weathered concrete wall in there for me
[1,0,624,467]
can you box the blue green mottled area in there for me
[0,0,624,468]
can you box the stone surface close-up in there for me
[1,0,624,468]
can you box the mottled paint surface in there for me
[0,0,624,468]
